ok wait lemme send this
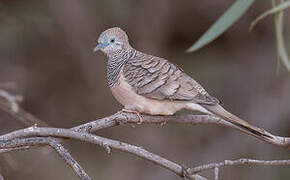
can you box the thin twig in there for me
[0,146,30,154]
[214,166,219,180]
[0,100,48,126]
[49,140,91,180]
[188,158,290,175]
[0,89,50,178]
[0,90,22,113]
[0,82,17,91]
[0,137,91,180]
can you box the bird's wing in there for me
[122,52,219,105]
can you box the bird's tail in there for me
[202,104,272,139]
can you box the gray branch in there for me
[188,158,290,180]
[0,137,91,180]
[74,112,290,148]
[1,87,290,180]
[0,94,48,127]
[0,89,205,179]
[1,88,289,148]
[0,127,203,180]
[49,140,91,180]
[0,146,30,154]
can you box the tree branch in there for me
[0,89,206,179]
[1,87,289,148]
[1,85,290,180]
[0,137,91,180]
[49,140,91,180]
[188,158,290,180]
[0,127,191,179]
[74,112,290,148]
[0,129,205,180]
[0,92,48,127]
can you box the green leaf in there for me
[250,1,290,31]
[187,0,255,53]
[273,0,290,71]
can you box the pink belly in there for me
[111,74,186,115]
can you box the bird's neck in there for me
[106,48,136,87]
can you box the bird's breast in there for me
[110,71,186,115]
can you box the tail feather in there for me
[202,104,272,139]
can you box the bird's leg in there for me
[122,108,143,124]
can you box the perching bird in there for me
[94,27,270,138]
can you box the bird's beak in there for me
[93,43,109,52]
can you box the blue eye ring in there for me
[109,38,115,43]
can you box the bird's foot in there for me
[122,109,143,124]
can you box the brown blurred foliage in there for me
[0,0,290,179]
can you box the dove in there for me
[94,27,270,138]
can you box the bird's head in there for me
[94,27,130,55]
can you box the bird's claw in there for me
[122,109,143,124]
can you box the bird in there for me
[93,27,270,139]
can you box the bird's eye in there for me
[110,38,115,43]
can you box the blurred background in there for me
[0,0,290,179]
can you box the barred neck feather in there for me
[107,48,136,87]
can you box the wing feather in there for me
[122,51,219,105]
